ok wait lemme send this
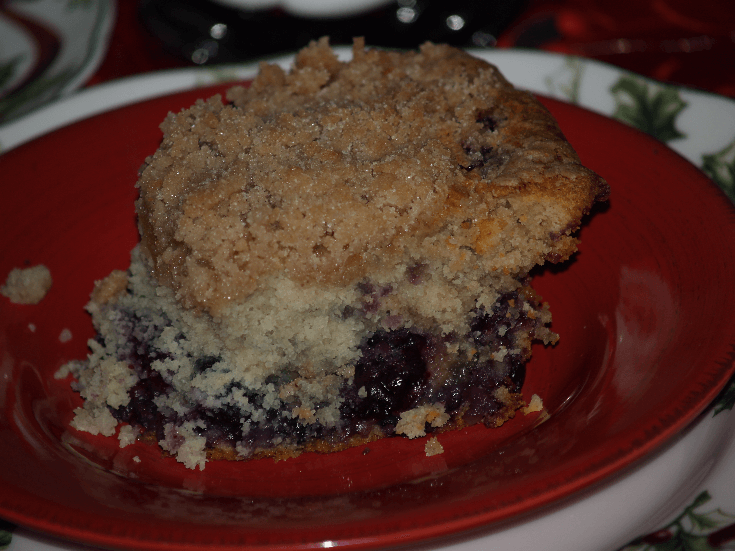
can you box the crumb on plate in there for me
[522,394,544,414]
[425,437,444,457]
[1,265,52,304]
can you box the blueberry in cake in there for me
[59,38,609,470]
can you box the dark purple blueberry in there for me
[194,355,220,373]
[459,144,496,172]
[345,329,430,423]
[475,109,498,131]
[113,370,170,438]
[192,403,245,445]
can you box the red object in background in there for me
[497,0,735,98]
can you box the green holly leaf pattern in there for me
[619,491,735,551]
[702,138,735,202]
[679,532,718,551]
[712,378,735,416]
[544,56,584,104]
[688,511,722,532]
[0,55,25,93]
[610,76,687,142]
[0,519,14,549]
[653,533,689,551]
[0,0,110,126]
[0,66,77,122]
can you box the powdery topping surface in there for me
[1,265,52,304]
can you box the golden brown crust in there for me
[136,37,608,315]
[89,270,129,305]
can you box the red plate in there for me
[1,85,735,551]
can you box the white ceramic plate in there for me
[0,0,115,128]
[2,49,735,551]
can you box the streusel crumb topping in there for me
[137,37,607,316]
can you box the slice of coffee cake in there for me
[60,38,608,470]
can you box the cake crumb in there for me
[160,422,207,470]
[58,328,72,343]
[395,404,450,438]
[424,436,444,457]
[28,323,36,332]
[118,424,139,447]
[54,360,82,380]
[70,405,118,437]
[133,456,141,463]
[1,265,52,304]
[523,394,544,414]
[90,270,128,305]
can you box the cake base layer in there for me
[61,251,554,469]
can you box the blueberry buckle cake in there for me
[59,38,609,470]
